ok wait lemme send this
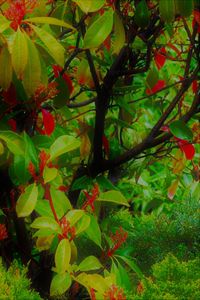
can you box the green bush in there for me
[132,254,200,300]
[0,258,42,300]
[104,197,200,271]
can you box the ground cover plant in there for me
[0,0,199,299]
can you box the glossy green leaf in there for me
[73,0,105,13]
[75,273,107,294]
[78,256,102,272]
[0,47,12,91]
[26,17,74,30]
[22,35,41,96]
[97,190,130,207]
[169,120,193,141]
[31,216,61,232]
[50,186,72,216]
[31,25,65,67]
[43,166,58,183]
[55,239,71,274]
[65,210,84,226]
[84,215,102,248]
[50,272,72,296]
[49,135,80,161]
[146,67,159,89]
[75,214,90,235]
[113,12,125,55]
[11,29,28,79]
[12,155,31,185]
[33,228,54,238]
[16,183,38,217]
[0,131,24,156]
[115,255,144,279]
[83,10,114,49]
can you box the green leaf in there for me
[33,228,54,237]
[12,155,31,185]
[71,175,92,191]
[75,273,107,294]
[97,190,130,207]
[22,34,41,96]
[146,67,159,89]
[53,75,70,108]
[73,0,105,13]
[169,120,193,141]
[0,16,10,33]
[31,25,65,67]
[11,29,28,79]
[78,256,102,272]
[26,17,74,30]
[65,210,84,226]
[50,135,80,161]
[43,166,58,183]
[0,47,12,91]
[50,272,72,296]
[50,186,72,216]
[0,131,24,156]
[76,214,90,235]
[84,215,102,248]
[55,239,71,274]
[115,255,144,279]
[16,183,38,217]
[83,10,114,49]
[112,12,125,55]
[31,216,61,232]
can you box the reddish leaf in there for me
[177,139,195,160]
[192,80,198,94]
[2,84,17,106]
[154,47,166,70]
[193,11,200,33]
[52,65,74,94]
[102,135,110,156]
[168,179,179,200]
[8,119,17,132]
[103,35,111,51]
[146,80,166,95]
[41,109,55,136]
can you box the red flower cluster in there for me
[104,284,126,300]
[4,0,37,31]
[82,184,99,212]
[0,224,8,241]
[107,227,128,257]
[58,217,76,241]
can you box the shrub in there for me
[0,258,42,300]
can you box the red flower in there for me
[0,224,8,241]
[107,227,128,257]
[82,184,100,212]
[39,150,50,174]
[4,0,37,31]
[176,139,195,160]
[52,65,74,94]
[104,284,126,300]
[41,109,55,136]
[58,217,76,241]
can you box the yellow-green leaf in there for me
[78,256,102,272]
[75,214,90,235]
[16,183,38,217]
[75,273,108,294]
[30,24,65,67]
[55,239,71,274]
[65,209,84,226]
[0,47,12,91]
[72,0,105,13]
[83,10,114,49]
[25,17,74,30]
[50,273,72,296]
[22,35,41,96]
[11,29,28,79]
[31,216,61,232]
[97,190,130,207]
[43,166,58,183]
[0,16,10,33]
[112,12,125,55]
[50,135,80,161]
[0,131,24,156]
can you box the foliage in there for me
[132,254,200,300]
[0,0,199,299]
[0,258,42,300]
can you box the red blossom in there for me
[192,80,198,94]
[52,65,74,94]
[58,217,76,241]
[146,79,166,95]
[107,227,128,257]
[0,224,8,241]
[104,284,126,300]
[154,47,166,70]
[4,0,37,31]
[39,150,50,174]
[28,161,37,180]
[90,288,96,300]
[82,184,99,212]
[41,109,55,136]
